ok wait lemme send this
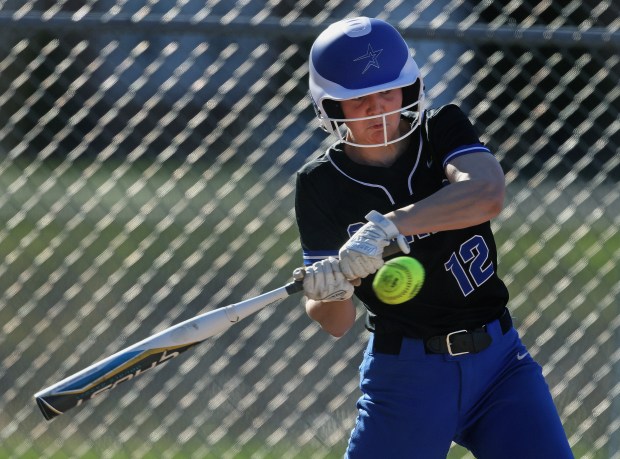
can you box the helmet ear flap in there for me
[309,91,322,119]
[402,79,422,111]
[322,99,345,134]
[309,91,344,133]
[322,99,344,120]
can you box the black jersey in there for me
[295,104,509,338]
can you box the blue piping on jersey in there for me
[303,250,338,266]
[442,144,491,168]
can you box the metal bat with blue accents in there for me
[34,279,304,420]
[34,242,402,420]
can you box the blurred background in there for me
[0,1,618,458]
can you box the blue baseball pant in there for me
[345,316,574,458]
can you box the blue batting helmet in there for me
[309,17,424,146]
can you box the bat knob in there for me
[292,268,305,281]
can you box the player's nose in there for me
[364,94,383,115]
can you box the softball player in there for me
[296,17,573,458]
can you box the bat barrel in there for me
[34,283,298,420]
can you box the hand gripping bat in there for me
[35,243,402,420]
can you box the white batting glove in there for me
[338,210,410,280]
[297,257,355,302]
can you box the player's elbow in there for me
[489,180,505,217]
[322,322,353,338]
[478,177,505,219]
[305,298,356,338]
[315,312,356,338]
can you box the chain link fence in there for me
[0,1,618,458]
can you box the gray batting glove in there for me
[339,210,410,280]
[298,257,355,302]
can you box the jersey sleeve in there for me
[294,168,342,266]
[426,104,493,169]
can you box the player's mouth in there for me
[367,122,386,130]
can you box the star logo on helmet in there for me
[354,44,383,74]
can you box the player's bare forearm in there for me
[387,153,505,236]
[389,179,503,234]
[305,297,356,338]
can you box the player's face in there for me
[340,89,403,146]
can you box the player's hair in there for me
[309,17,425,147]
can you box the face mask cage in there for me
[316,82,425,148]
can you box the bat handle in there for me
[285,279,304,295]
[289,240,405,292]
[286,266,306,294]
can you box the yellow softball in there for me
[372,256,425,304]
